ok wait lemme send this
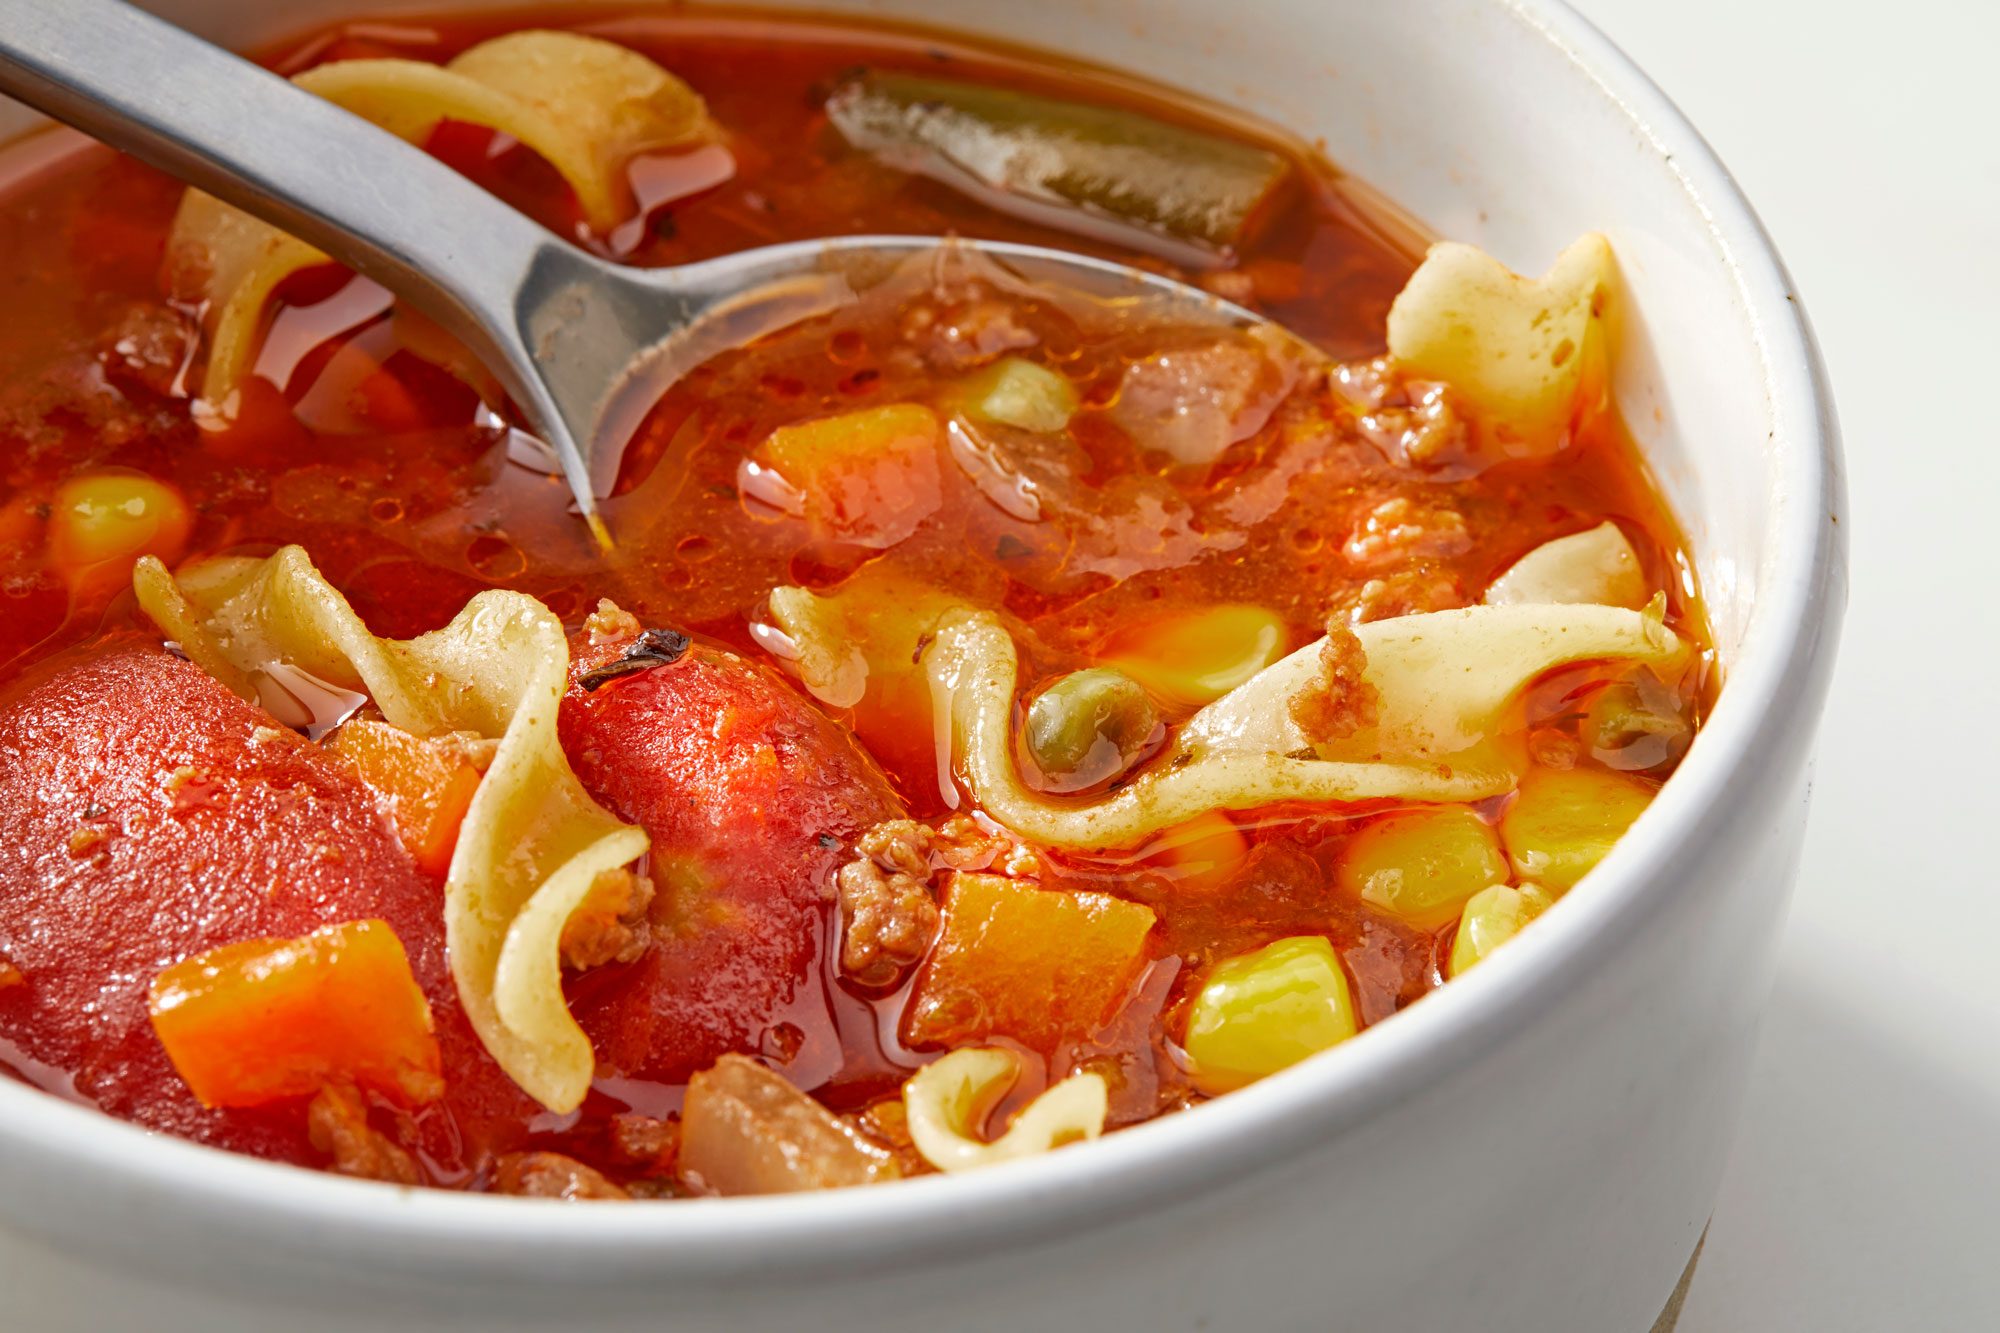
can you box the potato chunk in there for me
[758,403,943,548]
[677,1054,899,1196]
[952,356,1078,433]
[904,873,1156,1053]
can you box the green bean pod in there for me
[826,71,1293,256]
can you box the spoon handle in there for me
[0,0,602,523]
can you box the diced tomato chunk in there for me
[150,919,442,1109]
[560,632,905,1082]
[326,717,482,878]
[0,638,539,1172]
[904,873,1157,1054]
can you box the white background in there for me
[1570,1,2000,1326]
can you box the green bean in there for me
[1583,672,1692,773]
[826,71,1292,255]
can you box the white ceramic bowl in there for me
[0,2,1846,1329]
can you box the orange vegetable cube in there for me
[148,918,442,1109]
[326,717,482,878]
[904,873,1156,1053]
[758,403,943,548]
[1146,811,1252,895]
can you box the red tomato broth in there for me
[0,5,1711,1192]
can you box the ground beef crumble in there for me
[1288,621,1380,744]
[491,1151,631,1200]
[583,598,643,646]
[607,1113,680,1175]
[930,813,1040,879]
[96,302,193,400]
[902,296,1037,371]
[832,815,1038,986]
[833,842,939,989]
[558,866,655,971]
[1335,567,1467,624]
[1331,355,1474,471]
[307,1083,420,1186]
[848,1098,933,1178]
[1343,495,1474,568]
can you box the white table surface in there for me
[1569,0,2000,1326]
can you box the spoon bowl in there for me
[510,231,1254,511]
[0,0,1253,537]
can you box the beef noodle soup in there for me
[0,6,1708,1198]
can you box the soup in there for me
[0,5,1708,1198]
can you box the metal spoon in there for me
[0,0,1251,539]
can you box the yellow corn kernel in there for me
[1448,882,1556,976]
[48,470,192,586]
[1103,604,1286,707]
[1337,807,1509,931]
[955,357,1078,433]
[1184,936,1356,1094]
[1500,765,1655,890]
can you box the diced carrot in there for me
[904,873,1156,1053]
[1145,810,1252,895]
[325,718,482,878]
[148,919,442,1109]
[758,403,942,547]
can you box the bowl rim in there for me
[0,0,1846,1285]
